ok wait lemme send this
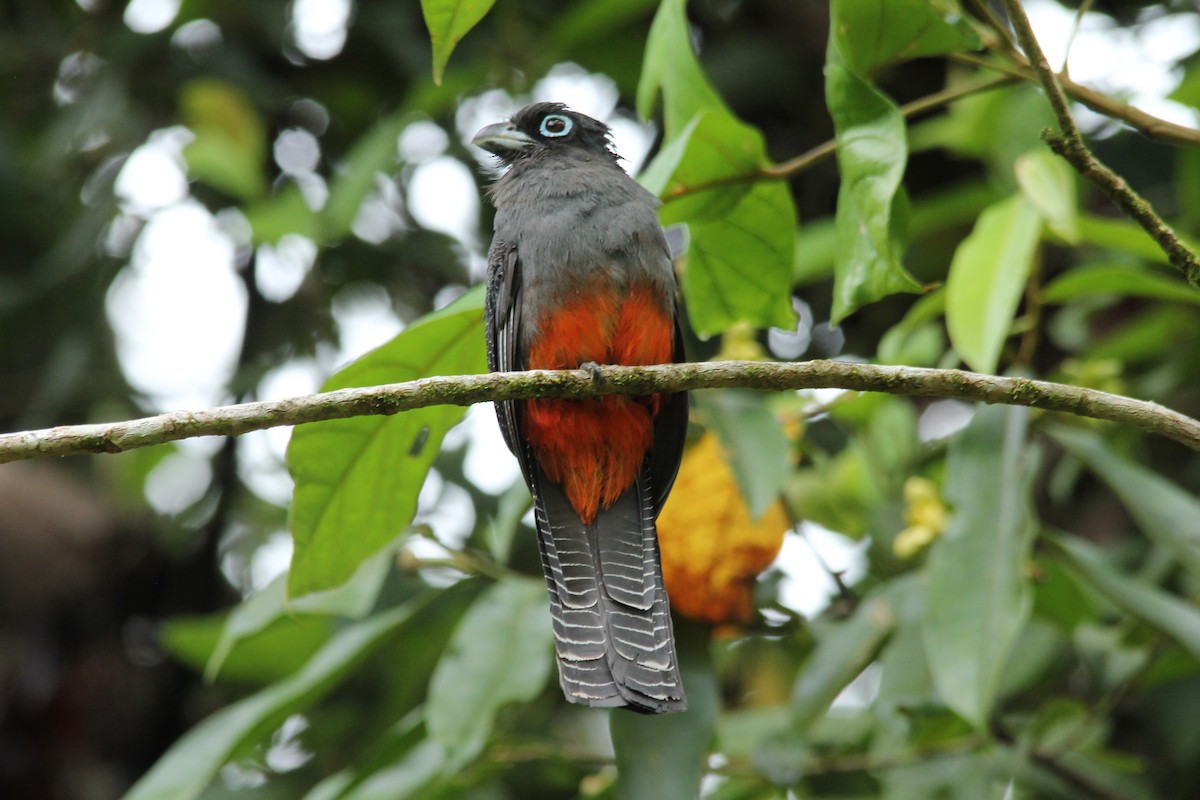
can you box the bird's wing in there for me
[485,240,531,478]
[649,309,688,517]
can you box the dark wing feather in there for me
[485,240,531,479]
[649,310,688,516]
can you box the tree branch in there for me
[1000,0,1200,286]
[2,361,1198,463]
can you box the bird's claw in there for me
[579,361,605,386]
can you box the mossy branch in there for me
[2,360,1198,463]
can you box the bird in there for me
[472,102,689,714]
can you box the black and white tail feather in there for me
[530,458,686,713]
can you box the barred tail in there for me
[530,464,686,714]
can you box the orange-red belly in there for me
[523,283,673,524]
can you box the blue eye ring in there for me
[539,114,573,138]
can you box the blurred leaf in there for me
[792,577,920,731]
[338,738,448,800]
[694,390,791,520]
[161,613,331,686]
[612,621,717,800]
[834,0,980,73]
[877,288,946,365]
[484,479,530,565]
[125,600,425,800]
[1078,214,1200,265]
[287,289,486,598]
[1049,426,1200,580]
[826,31,920,323]
[1016,149,1078,243]
[1053,535,1200,663]
[179,79,268,200]
[427,578,554,767]
[321,110,411,240]
[206,542,397,680]
[420,0,495,85]
[244,184,320,245]
[1044,263,1200,306]
[945,195,1042,373]
[923,405,1037,729]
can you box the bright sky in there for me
[101,0,1199,608]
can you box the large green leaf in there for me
[636,0,726,137]
[287,290,486,597]
[826,40,919,323]
[427,577,555,767]
[835,0,980,73]
[420,0,495,85]
[1049,426,1200,579]
[637,12,797,337]
[923,405,1037,729]
[1054,536,1200,663]
[945,195,1043,373]
[611,620,718,800]
[824,0,980,323]
[125,600,424,800]
[684,181,798,336]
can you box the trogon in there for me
[473,103,688,713]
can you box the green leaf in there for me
[834,0,981,73]
[1053,536,1200,663]
[1048,426,1200,580]
[205,542,396,681]
[1043,263,1200,306]
[611,621,717,800]
[685,181,798,336]
[420,0,495,85]
[637,0,727,136]
[338,738,448,800]
[426,578,555,766]
[695,389,791,520]
[179,79,268,200]
[637,94,797,337]
[826,38,920,323]
[287,290,486,597]
[125,600,424,800]
[792,577,920,731]
[945,195,1043,373]
[923,405,1037,729]
[1016,149,1079,243]
[160,613,331,686]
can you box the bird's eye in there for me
[539,114,573,138]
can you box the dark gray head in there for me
[471,103,618,167]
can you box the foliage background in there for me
[2,1,1200,799]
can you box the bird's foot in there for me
[579,361,605,387]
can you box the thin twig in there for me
[1000,0,1200,285]
[1,360,1198,463]
[664,74,1017,201]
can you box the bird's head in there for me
[471,103,618,166]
